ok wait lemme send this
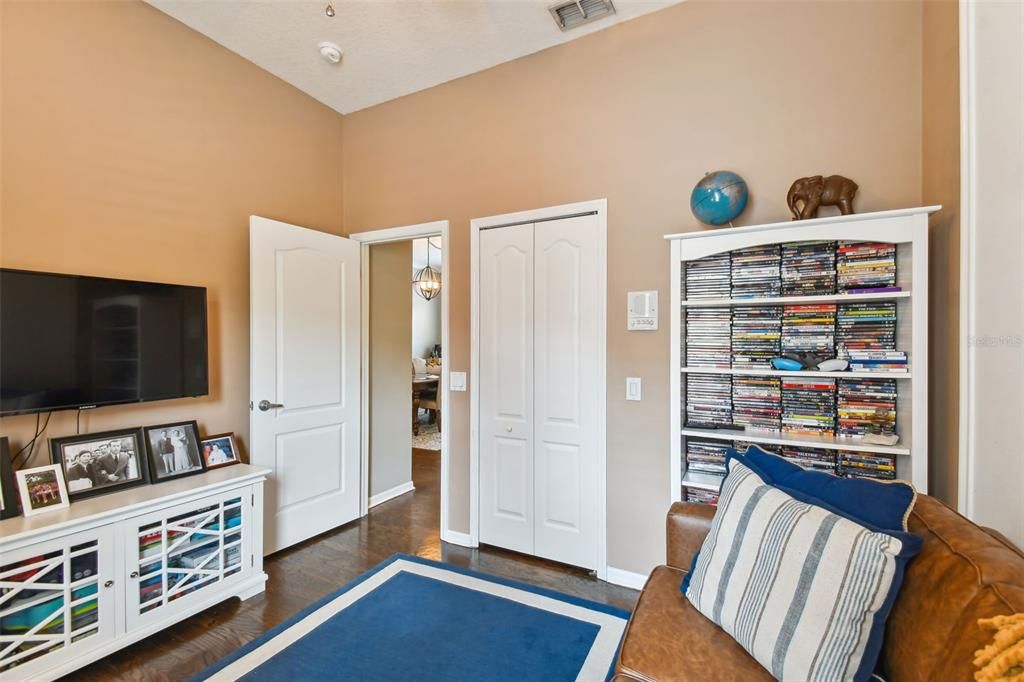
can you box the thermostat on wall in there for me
[627,291,658,331]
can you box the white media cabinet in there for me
[0,464,270,680]
[666,206,938,503]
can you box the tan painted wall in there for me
[343,0,925,574]
[922,0,960,507]
[369,241,413,497]
[0,1,345,464]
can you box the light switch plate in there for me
[449,371,467,391]
[626,377,642,401]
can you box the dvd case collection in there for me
[837,378,897,437]
[684,252,731,299]
[848,350,909,372]
[837,241,898,292]
[781,241,837,296]
[684,438,730,476]
[684,374,732,428]
[685,308,732,368]
[780,446,837,472]
[838,451,897,479]
[732,305,782,369]
[836,301,897,359]
[684,488,720,505]
[781,377,837,436]
[732,376,782,432]
[730,245,782,298]
[782,304,838,355]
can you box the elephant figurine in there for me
[787,175,858,220]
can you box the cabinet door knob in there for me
[104,580,114,588]
[129,570,139,579]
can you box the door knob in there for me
[104,580,114,588]
[129,570,139,579]
[258,400,285,411]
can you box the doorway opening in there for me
[351,221,456,543]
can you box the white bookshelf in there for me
[667,206,938,503]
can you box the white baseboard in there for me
[440,529,477,548]
[368,481,415,508]
[605,566,648,591]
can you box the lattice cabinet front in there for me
[124,488,251,630]
[0,527,116,678]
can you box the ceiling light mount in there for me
[325,3,335,18]
[318,41,343,65]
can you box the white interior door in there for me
[479,224,535,554]
[478,214,603,570]
[250,216,361,554]
[533,215,601,569]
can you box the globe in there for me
[690,171,749,226]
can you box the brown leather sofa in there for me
[614,495,1024,681]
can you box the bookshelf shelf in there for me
[681,290,911,308]
[679,427,911,456]
[680,367,912,380]
[667,206,937,504]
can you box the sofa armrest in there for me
[666,502,716,571]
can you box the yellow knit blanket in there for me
[976,614,1024,681]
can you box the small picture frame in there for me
[15,464,70,517]
[50,428,150,501]
[200,433,241,470]
[143,421,205,482]
[1,437,20,520]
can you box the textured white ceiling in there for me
[412,237,441,270]
[146,0,681,114]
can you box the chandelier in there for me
[413,238,441,301]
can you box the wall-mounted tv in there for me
[0,269,209,416]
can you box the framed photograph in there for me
[1,437,20,520]
[15,464,70,517]
[143,421,205,482]
[200,433,241,470]
[50,428,150,500]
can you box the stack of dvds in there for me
[731,306,782,369]
[684,253,731,299]
[685,438,730,476]
[781,377,837,436]
[685,374,732,428]
[837,242,898,292]
[848,350,909,372]
[837,378,897,437]
[735,441,781,455]
[730,245,781,298]
[836,302,897,359]
[838,451,896,480]
[732,376,782,432]
[685,488,720,505]
[782,304,837,356]
[781,241,836,296]
[686,308,732,368]
[780,446,837,473]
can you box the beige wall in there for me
[369,241,413,497]
[343,0,925,573]
[922,0,960,507]
[0,1,345,464]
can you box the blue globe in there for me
[690,171,749,226]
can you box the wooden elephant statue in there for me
[787,175,858,220]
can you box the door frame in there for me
[348,221,454,540]
[469,199,608,580]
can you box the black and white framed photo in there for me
[15,464,70,517]
[200,433,241,470]
[143,421,205,482]
[50,428,150,500]
[1,437,20,520]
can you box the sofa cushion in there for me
[683,459,922,682]
[614,565,773,682]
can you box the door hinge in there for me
[249,401,253,411]
[251,493,255,507]
[251,554,255,567]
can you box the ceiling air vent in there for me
[549,0,616,32]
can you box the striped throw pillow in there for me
[684,459,917,681]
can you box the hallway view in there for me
[68,450,639,681]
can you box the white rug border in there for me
[207,558,626,682]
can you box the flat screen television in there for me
[0,269,209,416]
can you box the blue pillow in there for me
[730,445,916,532]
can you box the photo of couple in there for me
[59,436,143,493]
[144,421,204,481]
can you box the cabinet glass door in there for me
[126,488,249,629]
[0,527,115,677]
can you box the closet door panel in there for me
[478,224,535,554]
[533,215,601,569]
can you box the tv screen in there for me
[0,269,209,416]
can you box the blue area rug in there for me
[195,554,629,682]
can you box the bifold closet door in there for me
[479,224,535,554]
[532,214,601,570]
[479,214,602,571]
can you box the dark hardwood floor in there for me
[67,449,639,681]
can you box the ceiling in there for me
[412,237,440,270]
[146,0,681,114]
